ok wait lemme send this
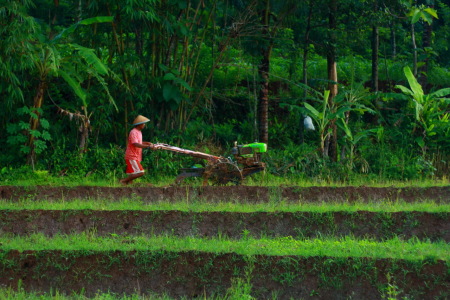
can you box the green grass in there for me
[244,173,450,188]
[0,285,181,300]
[0,198,448,213]
[1,234,448,261]
[1,170,448,187]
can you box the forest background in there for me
[0,0,449,185]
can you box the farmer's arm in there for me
[133,142,159,149]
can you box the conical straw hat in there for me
[132,115,150,126]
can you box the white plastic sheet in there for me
[304,116,315,131]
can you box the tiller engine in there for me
[152,142,267,185]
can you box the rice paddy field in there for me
[0,185,448,299]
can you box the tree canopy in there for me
[1,0,449,181]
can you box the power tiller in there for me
[152,142,267,185]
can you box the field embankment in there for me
[1,246,448,299]
[0,210,448,241]
[0,185,448,299]
[0,185,449,203]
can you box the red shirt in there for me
[125,128,143,161]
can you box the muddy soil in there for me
[0,185,449,203]
[1,185,448,299]
[1,250,447,299]
[1,210,448,241]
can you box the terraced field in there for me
[0,185,448,299]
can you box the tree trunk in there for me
[390,21,396,60]
[411,22,418,76]
[107,4,133,137]
[135,25,143,57]
[300,0,314,144]
[418,4,433,90]
[27,80,47,165]
[79,123,89,151]
[258,45,272,145]
[371,0,379,92]
[327,0,338,162]
[79,105,90,152]
[257,0,272,145]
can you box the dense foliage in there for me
[1,0,449,183]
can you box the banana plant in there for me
[395,66,450,153]
[301,90,352,157]
[21,16,116,161]
[281,85,373,158]
[338,119,381,172]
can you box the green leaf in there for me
[424,7,438,19]
[412,100,423,121]
[40,119,50,129]
[19,121,30,130]
[59,70,87,105]
[431,88,450,98]
[280,103,301,112]
[29,130,41,138]
[71,44,108,75]
[335,107,352,118]
[403,66,424,99]
[173,0,187,9]
[323,90,330,104]
[415,137,425,148]
[411,9,421,23]
[7,136,17,146]
[20,145,31,154]
[17,135,28,144]
[354,128,379,145]
[395,85,414,96]
[337,119,352,140]
[78,16,114,26]
[174,77,192,91]
[303,103,320,119]
[158,64,170,73]
[179,24,189,36]
[29,112,38,120]
[6,124,18,134]
[34,140,47,153]
[17,107,30,115]
[41,131,52,141]
[163,73,177,81]
[163,83,177,102]
[52,17,114,42]
[421,11,433,25]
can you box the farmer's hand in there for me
[142,142,153,148]
[145,142,160,150]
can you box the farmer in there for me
[120,115,158,185]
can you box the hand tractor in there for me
[152,142,267,185]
